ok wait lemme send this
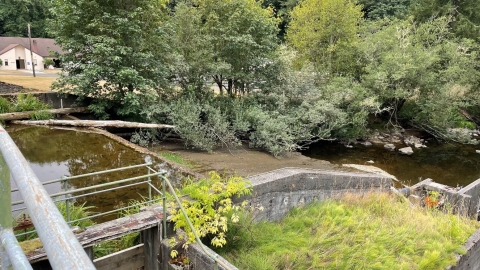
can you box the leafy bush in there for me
[0,97,12,113]
[168,172,251,255]
[44,58,55,67]
[13,93,51,112]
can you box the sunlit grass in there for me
[218,193,480,270]
[159,152,194,168]
[0,75,56,91]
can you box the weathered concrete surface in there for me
[161,239,238,270]
[0,92,81,109]
[240,167,393,221]
[449,228,480,270]
[410,178,480,219]
[93,244,144,270]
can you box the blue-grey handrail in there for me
[0,125,95,270]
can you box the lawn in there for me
[217,193,480,270]
[0,71,58,92]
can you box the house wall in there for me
[23,47,44,71]
[0,49,17,70]
[0,45,44,71]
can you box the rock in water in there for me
[399,147,414,155]
[384,144,395,151]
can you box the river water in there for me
[303,140,480,188]
[6,125,161,222]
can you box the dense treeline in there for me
[8,0,480,155]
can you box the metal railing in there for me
[11,162,166,239]
[1,123,232,270]
[0,125,95,269]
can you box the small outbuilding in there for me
[0,37,62,71]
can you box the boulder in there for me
[384,144,395,151]
[399,146,414,155]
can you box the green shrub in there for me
[13,93,51,112]
[0,97,12,113]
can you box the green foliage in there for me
[30,110,53,120]
[168,172,251,251]
[359,17,480,139]
[0,0,51,37]
[43,58,55,67]
[358,0,411,20]
[218,193,479,269]
[0,97,12,113]
[170,0,279,96]
[13,93,51,112]
[410,0,480,41]
[287,0,363,76]
[49,0,171,118]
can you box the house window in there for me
[34,59,37,66]
[4,59,7,66]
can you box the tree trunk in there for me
[0,107,89,121]
[10,119,175,129]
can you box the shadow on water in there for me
[303,141,480,188]
[6,125,164,223]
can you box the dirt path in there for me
[151,141,340,178]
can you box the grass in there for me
[217,193,480,270]
[159,152,194,168]
[0,75,56,91]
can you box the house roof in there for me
[0,37,63,57]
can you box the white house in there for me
[0,37,62,71]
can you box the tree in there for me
[410,0,480,41]
[170,0,279,96]
[287,0,363,77]
[49,0,171,118]
[358,0,411,20]
[0,0,51,37]
[358,17,480,138]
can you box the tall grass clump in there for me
[217,193,480,270]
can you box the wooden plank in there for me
[26,205,166,263]
[94,244,145,270]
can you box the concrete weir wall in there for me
[174,168,393,270]
[239,167,392,221]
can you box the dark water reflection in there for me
[7,125,162,222]
[303,141,480,188]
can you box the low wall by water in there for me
[0,92,81,109]
[239,167,392,221]
[410,178,480,270]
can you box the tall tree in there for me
[410,0,480,40]
[359,17,480,138]
[170,0,279,96]
[287,0,363,77]
[0,0,51,37]
[358,0,411,20]
[49,0,171,118]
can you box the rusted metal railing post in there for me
[0,126,95,270]
[0,146,32,270]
